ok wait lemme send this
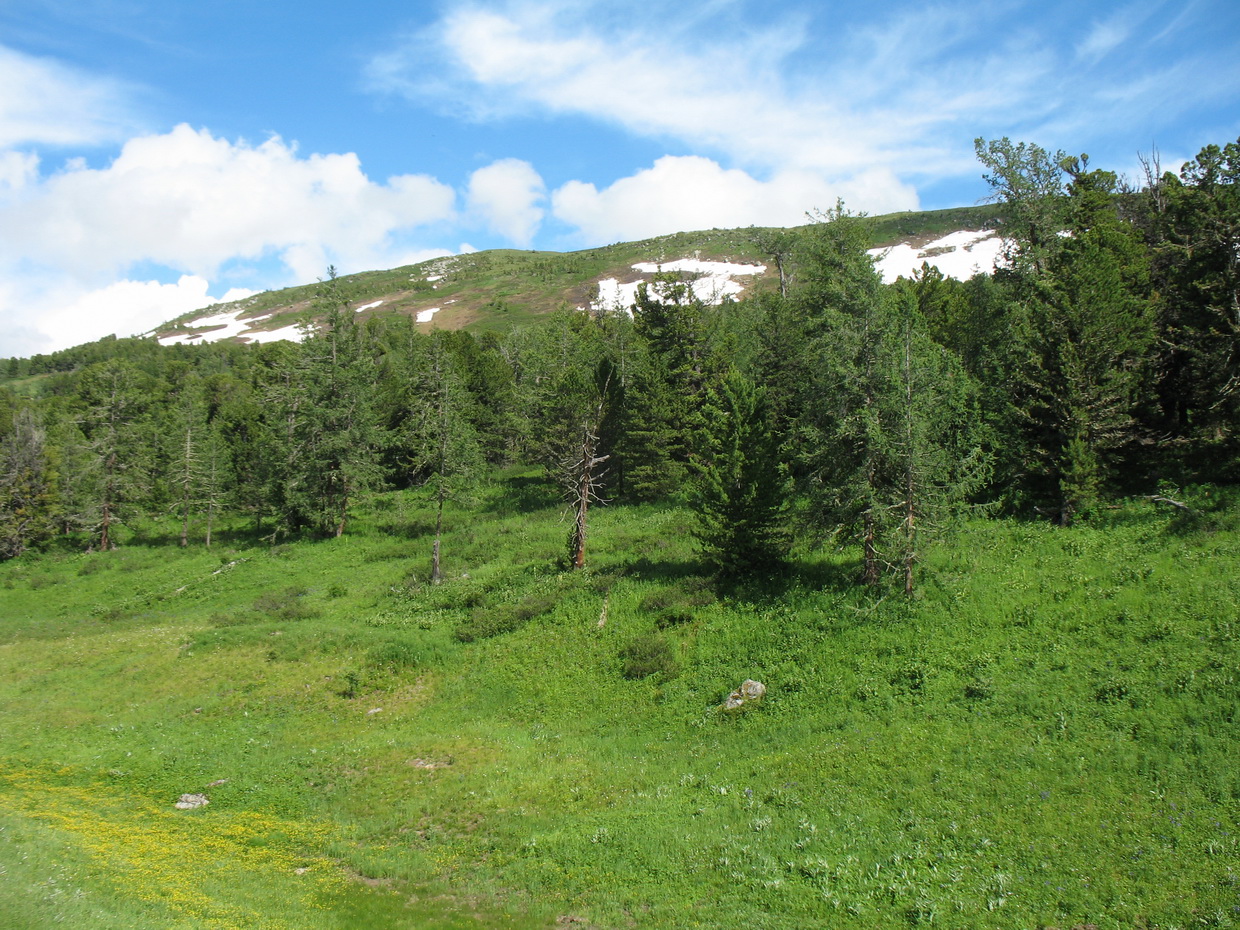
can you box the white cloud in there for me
[1077,19,1132,61]
[371,3,1034,183]
[0,123,467,354]
[551,155,918,243]
[371,0,1236,202]
[0,44,143,148]
[0,150,39,198]
[1,124,458,282]
[0,275,253,358]
[466,158,546,246]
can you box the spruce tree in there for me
[0,407,56,559]
[73,360,153,550]
[691,372,789,577]
[279,269,385,537]
[397,332,483,584]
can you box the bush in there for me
[252,586,319,621]
[620,633,677,681]
[455,593,558,643]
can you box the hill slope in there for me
[150,204,1003,347]
[1,480,1236,929]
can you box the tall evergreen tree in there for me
[1143,137,1240,473]
[798,210,988,590]
[691,372,789,577]
[1001,157,1153,521]
[74,360,153,550]
[279,269,385,537]
[0,407,56,559]
[977,142,1154,520]
[397,332,483,584]
[624,273,719,500]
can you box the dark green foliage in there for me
[275,270,386,537]
[0,407,56,559]
[691,372,790,577]
[624,273,724,500]
[619,632,677,680]
[796,209,988,590]
[72,359,157,549]
[391,331,485,582]
[1141,137,1240,475]
[979,149,1155,522]
[454,592,558,642]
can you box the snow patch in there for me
[355,300,383,312]
[158,307,275,345]
[867,230,1003,284]
[157,305,309,346]
[245,323,308,343]
[416,308,440,323]
[591,259,766,315]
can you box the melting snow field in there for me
[867,230,1003,284]
[416,308,440,323]
[157,308,277,346]
[591,259,766,314]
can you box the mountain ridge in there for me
[148,203,1003,347]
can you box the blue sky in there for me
[2,0,1238,355]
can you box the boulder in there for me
[724,679,766,711]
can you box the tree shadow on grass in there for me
[485,473,561,515]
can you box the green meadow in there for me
[2,474,1238,929]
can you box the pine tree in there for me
[691,372,789,577]
[0,407,56,559]
[74,360,153,550]
[1016,161,1154,522]
[397,332,483,584]
[1143,136,1240,474]
[624,273,720,500]
[279,269,385,537]
[798,210,988,590]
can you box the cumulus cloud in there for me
[0,276,253,358]
[466,158,546,246]
[0,44,143,148]
[552,155,918,243]
[0,123,465,353]
[1,124,457,282]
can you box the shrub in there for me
[455,593,557,642]
[252,586,319,621]
[620,633,677,681]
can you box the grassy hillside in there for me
[150,205,1004,344]
[3,474,1235,929]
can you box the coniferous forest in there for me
[2,140,1239,929]
[3,137,1238,574]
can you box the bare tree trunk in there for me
[862,508,880,586]
[431,478,445,584]
[180,421,193,547]
[904,487,915,597]
[335,481,348,537]
[903,315,916,597]
[573,443,591,569]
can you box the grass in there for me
[140,205,1006,347]
[1,475,1238,928]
